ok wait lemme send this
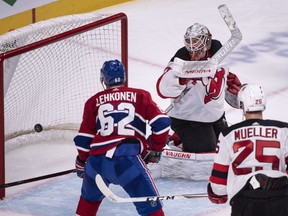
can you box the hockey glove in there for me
[75,156,85,178]
[226,72,241,95]
[167,133,182,146]
[143,150,162,164]
[207,183,228,204]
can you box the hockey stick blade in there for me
[213,4,242,64]
[165,4,242,113]
[95,174,207,203]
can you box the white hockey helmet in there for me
[237,84,266,114]
[184,23,212,52]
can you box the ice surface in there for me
[1,0,288,215]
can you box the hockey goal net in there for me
[0,12,128,198]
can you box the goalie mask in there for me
[100,59,126,87]
[237,84,266,114]
[184,23,212,53]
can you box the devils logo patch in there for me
[204,68,226,104]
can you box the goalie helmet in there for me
[237,84,266,114]
[184,23,212,52]
[100,59,126,87]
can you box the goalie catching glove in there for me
[225,72,242,108]
[207,183,228,204]
[75,156,85,178]
[226,72,241,95]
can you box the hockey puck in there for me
[34,124,43,133]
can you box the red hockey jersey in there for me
[74,86,171,162]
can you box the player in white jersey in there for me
[208,84,288,216]
[156,23,241,153]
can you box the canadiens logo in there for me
[204,68,226,104]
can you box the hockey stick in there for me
[95,174,207,203]
[165,4,242,113]
[0,169,76,188]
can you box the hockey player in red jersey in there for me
[208,84,288,216]
[74,60,171,216]
[156,23,241,153]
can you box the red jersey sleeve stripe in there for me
[210,163,229,185]
[213,163,229,172]
[210,175,227,185]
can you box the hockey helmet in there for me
[184,23,212,52]
[100,59,126,87]
[237,84,266,114]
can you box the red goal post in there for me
[0,12,128,199]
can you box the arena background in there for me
[0,0,132,34]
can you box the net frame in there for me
[0,12,128,199]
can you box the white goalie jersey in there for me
[156,62,229,123]
[210,119,288,200]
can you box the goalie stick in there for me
[95,174,207,203]
[165,4,242,113]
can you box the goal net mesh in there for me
[0,12,128,141]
